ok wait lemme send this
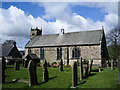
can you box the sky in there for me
[0,1,119,50]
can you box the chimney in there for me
[30,27,42,38]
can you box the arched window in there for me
[40,48,44,59]
[72,47,80,59]
[57,47,62,60]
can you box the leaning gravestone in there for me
[28,60,38,86]
[15,61,20,70]
[59,59,64,71]
[89,60,93,75]
[43,60,49,82]
[72,61,78,88]
[80,57,83,80]
[2,56,6,83]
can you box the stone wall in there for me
[25,44,102,66]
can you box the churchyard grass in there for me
[3,64,120,88]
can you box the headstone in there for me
[89,60,93,75]
[80,57,83,80]
[43,60,49,82]
[72,61,78,88]
[118,56,120,84]
[28,60,38,86]
[85,61,89,78]
[2,56,6,83]
[15,61,20,70]
[60,59,64,71]
[111,59,114,70]
[24,59,29,68]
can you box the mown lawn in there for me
[2,64,120,88]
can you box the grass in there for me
[2,64,120,88]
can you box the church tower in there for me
[30,27,42,38]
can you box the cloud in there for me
[0,2,118,50]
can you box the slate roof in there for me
[25,29,104,48]
[0,44,14,57]
[25,54,39,60]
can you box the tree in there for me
[106,27,120,60]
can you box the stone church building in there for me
[25,27,108,67]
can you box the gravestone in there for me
[85,61,89,78]
[89,60,93,75]
[60,59,64,71]
[43,60,49,82]
[80,57,83,80]
[118,56,120,84]
[2,56,6,83]
[15,61,20,70]
[24,59,29,68]
[72,61,78,88]
[28,60,38,86]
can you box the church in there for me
[25,27,108,67]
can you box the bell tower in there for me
[30,27,42,38]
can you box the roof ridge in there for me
[32,29,103,37]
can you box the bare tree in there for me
[106,27,120,60]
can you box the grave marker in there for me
[72,61,78,88]
[60,59,64,71]
[43,60,49,82]
[28,60,38,86]
[80,57,83,80]
[15,61,20,70]
[2,56,6,83]
[89,60,93,75]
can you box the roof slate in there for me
[25,29,103,48]
[0,44,14,57]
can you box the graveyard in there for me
[2,63,120,88]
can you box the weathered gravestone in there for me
[118,56,120,84]
[2,56,6,83]
[43,60,49,82]
[89,60,93,75]
[59,59,64,71]
[72,61,78,88]
[15,61,20,70]
[24,59,29,68]
[80,57,83,80]
[28,60,38,86]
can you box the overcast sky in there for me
[0,1,119,50]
